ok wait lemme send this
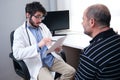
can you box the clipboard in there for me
[46,36,66,54]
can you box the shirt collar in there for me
[90,28,116,43]
[27,23,41,31]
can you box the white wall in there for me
[56,0,70,10]
[70,0,120,34]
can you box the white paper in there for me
[46,36,66,54]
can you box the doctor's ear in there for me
[26,13,30,18]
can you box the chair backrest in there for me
[9,30,30,80]
[10,31,14,50]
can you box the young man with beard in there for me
[13,1,75,80]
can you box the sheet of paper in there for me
[46,36,66,54]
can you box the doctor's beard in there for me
[29,17,40,28]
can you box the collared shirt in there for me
[75,28,120,80]
[28,25,54,68]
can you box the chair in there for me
[9,30,66,80]
[9,31,30,80]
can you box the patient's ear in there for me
[89,18,95,28]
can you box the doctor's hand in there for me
[38,38,52,48]
[54,46,62,53]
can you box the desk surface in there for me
[53,34,91,69]
[53,34,91,49]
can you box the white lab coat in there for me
[13,22,61,80]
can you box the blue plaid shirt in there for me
[28,25,54,68]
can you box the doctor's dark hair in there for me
[25,1,47,16]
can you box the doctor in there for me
[13,1,75,80]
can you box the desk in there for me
[63,34,91,69]
[63,34,91,49]
[62,46,81,69]
[53,34,91,69]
